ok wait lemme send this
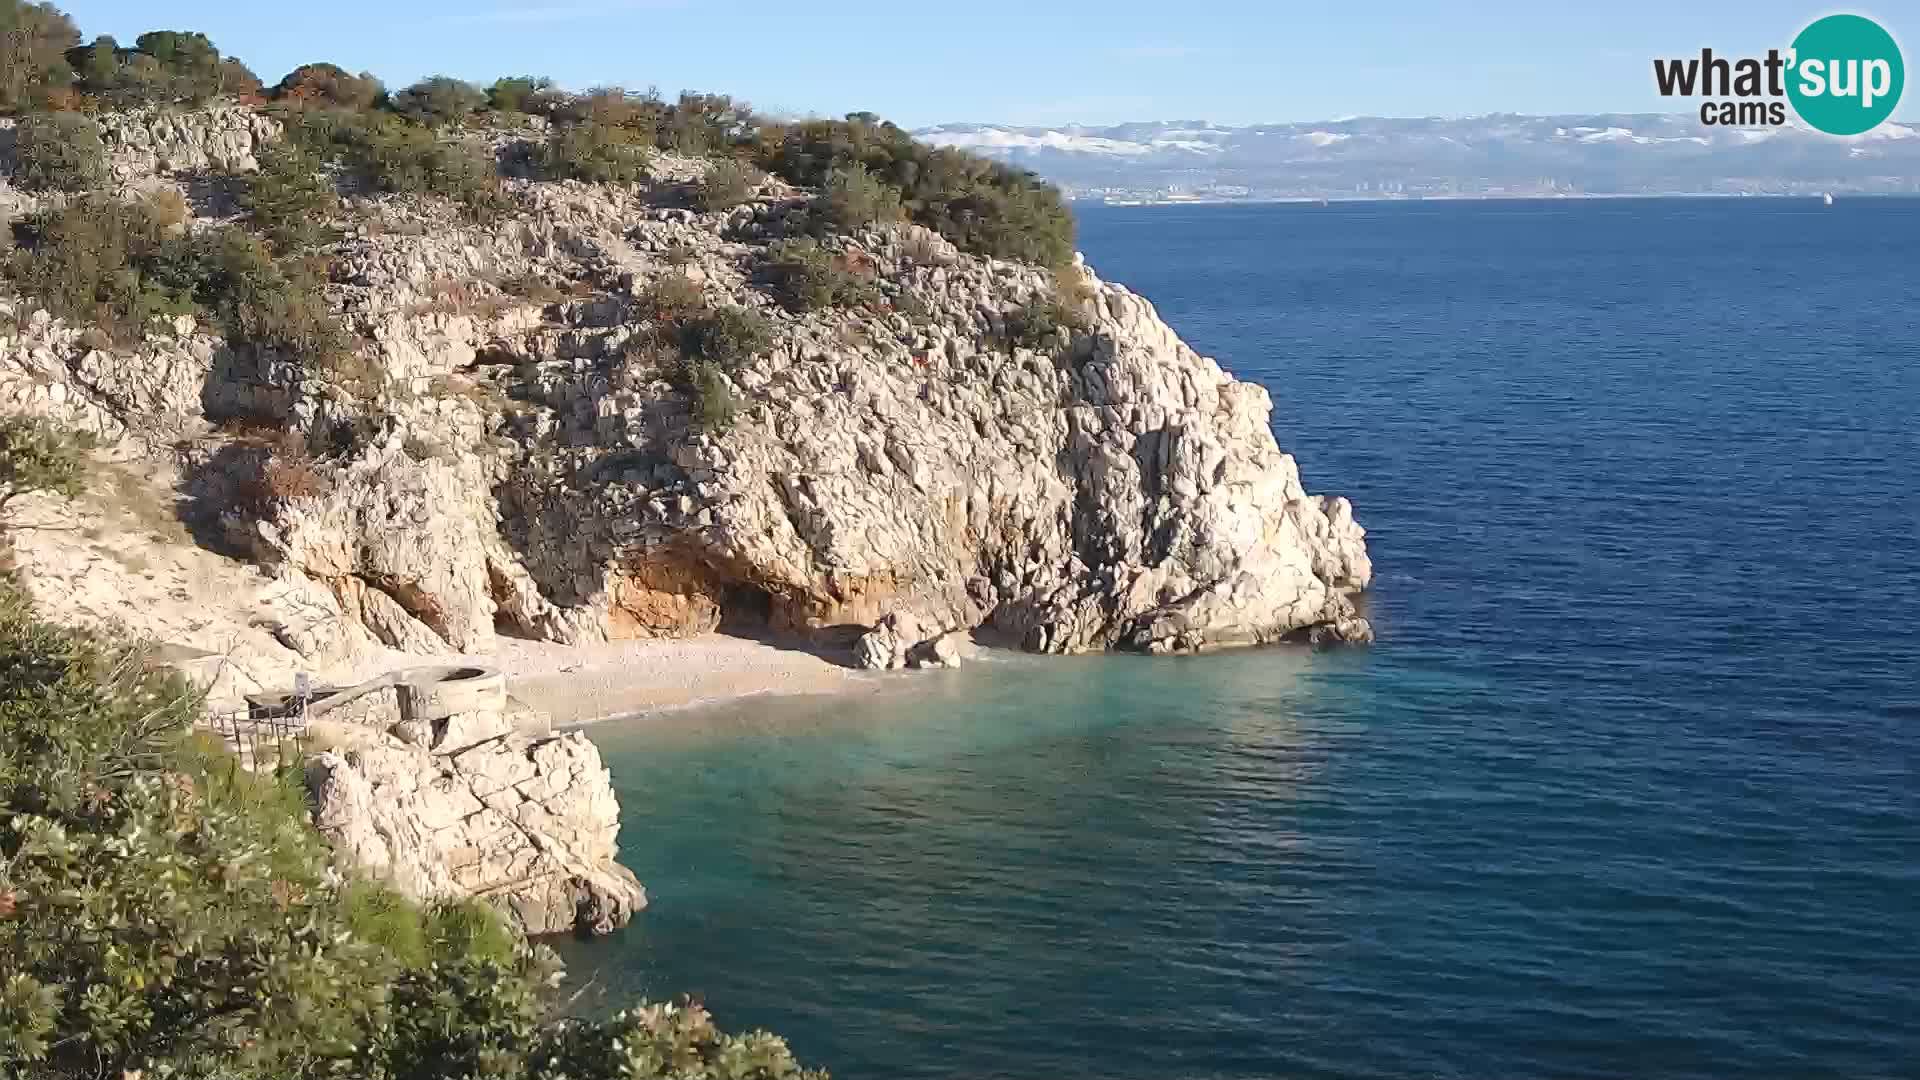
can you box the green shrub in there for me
[393,75,485,127]
[763,237,880,313]
[4,198,350,366]
[755,114,1075,267]
[277,103,372,155]
[0,0,80,113]
[4,196,199,340]
[363,127,502,209]
[128,30,222,102]
[0,415,92,520]
[540,120,650,184]
[548,86,660,136]
[696,159,762,212]
[366,956,544,1079]
[655,91,754,156]
[679,305,772,370]
[426,899,520,967]
[683,358,738,432]
[242,141,339,254]
[338,879,432,966]
[271,61,383,108]
[0,584,394,1076]
[532,1002,827,1080]
[1004,291,1087,351]
[486,75,556,116]
[815,164,902,233]
[10,111,107,192]
[637,273,705,321]
[195,226,352,367]
[281,107,504,216]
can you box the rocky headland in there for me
[0,103,1371,934]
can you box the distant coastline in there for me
[1078,190,1898,208]
[921,114,1920,208]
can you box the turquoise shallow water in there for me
[559,199,1920,1079]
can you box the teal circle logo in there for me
[1787,14,1904,135]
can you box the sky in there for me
[58,1,1918,128]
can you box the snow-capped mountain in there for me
[912,115,1920,201]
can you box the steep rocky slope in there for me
[1,106,1371,679]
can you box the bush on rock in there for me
[243,141,340,254]
[280,106,504,216]
[10,111,107,192]
[271,62,383,109]
[815,164,902,233]
[393,75,486,128]
[763,237,880,313]
[541,120,651,184]
[679,305,773,370]
[696,159,763,212]
[755,113,1075,268]
[683,359,739,433]
[4,196,349,367]
[0,416,92,524]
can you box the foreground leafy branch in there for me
[0,582,828,1079]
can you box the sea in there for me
[555,198,1920,1080]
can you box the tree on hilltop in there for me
[272,61,383,109]
[393,75,486,127]
[0,0,80,113]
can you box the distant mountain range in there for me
[911,115,1920,203]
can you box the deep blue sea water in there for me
[559,199,1920,1080]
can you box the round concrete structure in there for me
[393,665,506,723]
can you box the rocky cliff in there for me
[1,105,1370,928]
[3,108,1371,672]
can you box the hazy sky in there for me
[59,1,1917,127]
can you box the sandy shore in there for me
[483,634,863,727]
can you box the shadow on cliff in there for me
[487,428,880,667]
[173,345,370,560]
[174,439,272,559]
[177,170,247,220]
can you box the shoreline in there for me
[483,633,864,729]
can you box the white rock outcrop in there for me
[306,730,646,936]
[98,104,281,177]
[230,183,1374,667]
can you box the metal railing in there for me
[205,694,312,772]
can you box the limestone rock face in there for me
[253,195,1374,663]
[248,452,504,652]
[97,105,281,177]
[1,107,1374,675]
[305,731,647,936]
